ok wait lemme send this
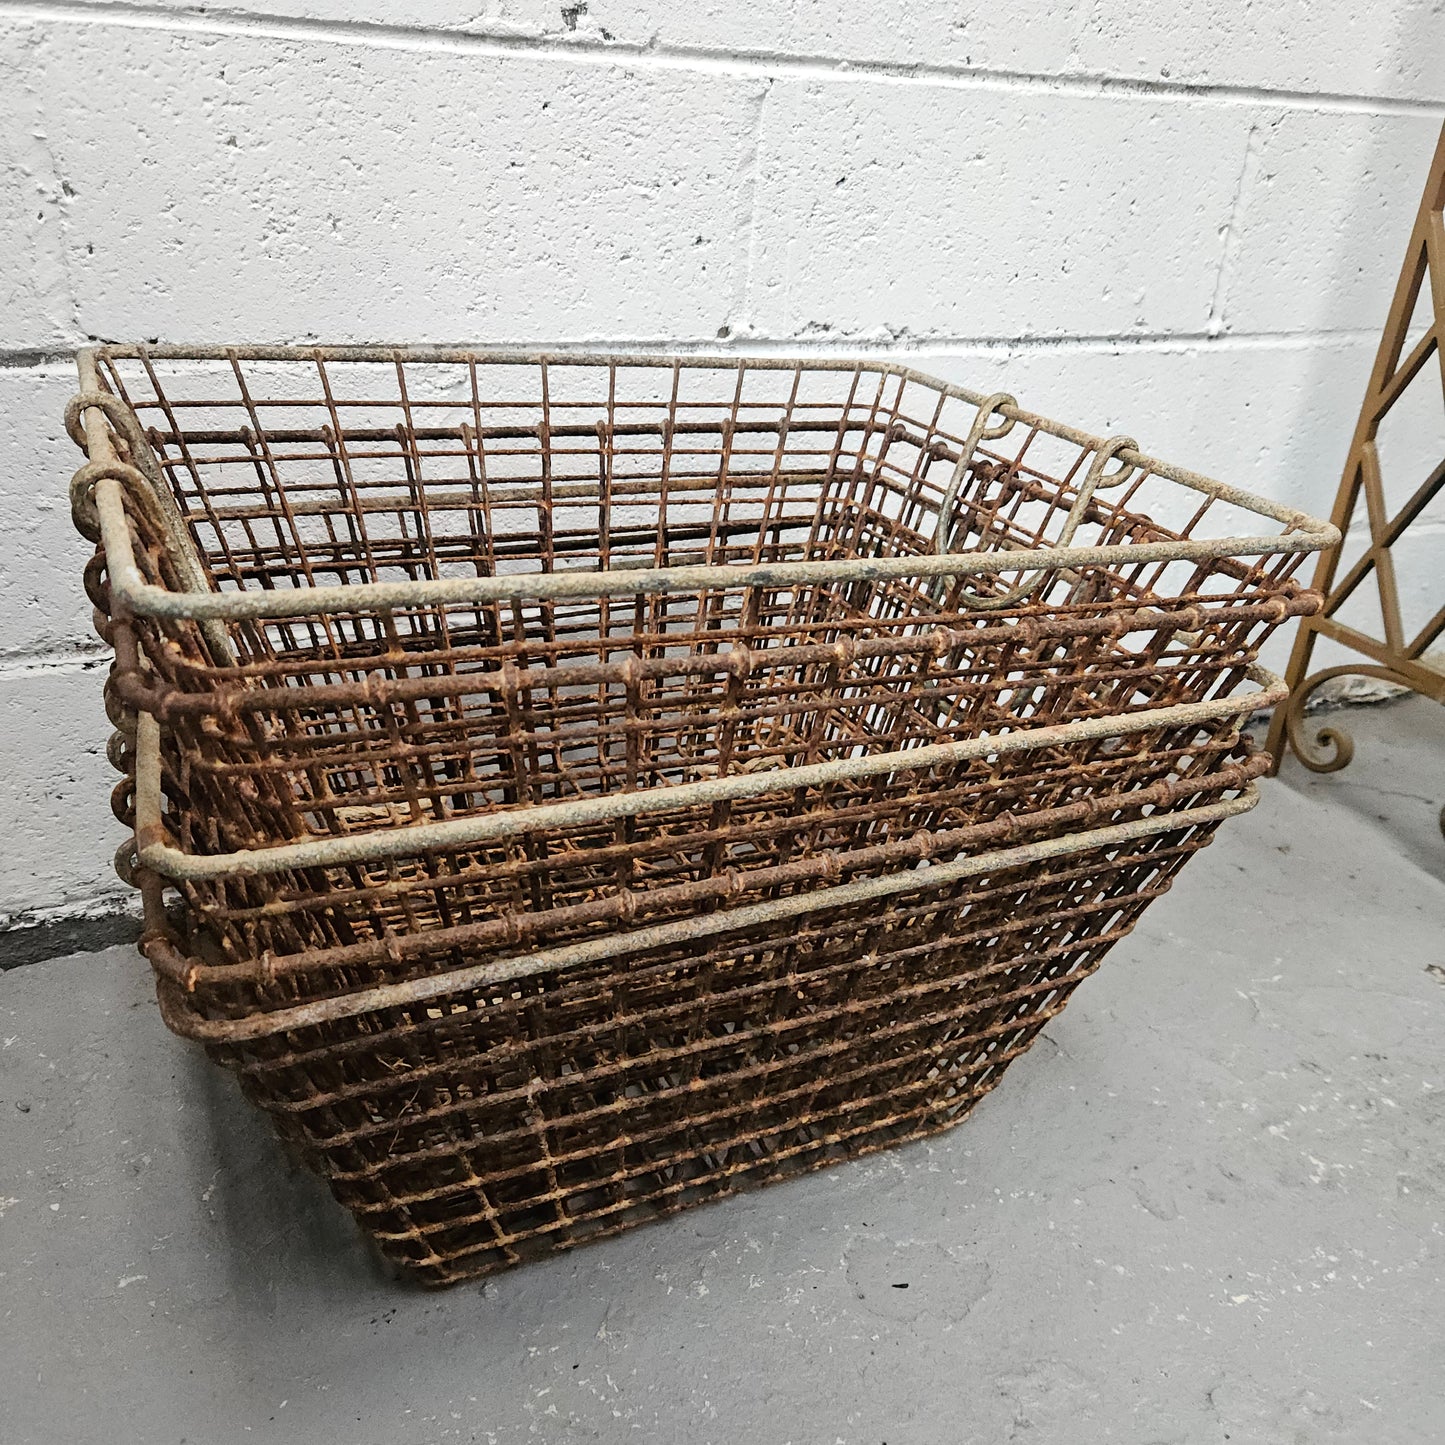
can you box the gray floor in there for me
[3,701,1443,1445]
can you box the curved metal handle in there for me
[67,360,236,666]
[934,392,1017,554]
[944,432,1140,613]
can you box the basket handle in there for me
[67,362,235,666]
[129,664,1286,884]
[937,414,1140,612]
[934,392,1018,552]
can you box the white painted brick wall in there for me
[745,82,1247,339]
[1,2,1443,920]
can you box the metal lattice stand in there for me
[1266,123,1445,800]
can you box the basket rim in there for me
[148,777,1261,1045]
[131,662,1285,883]
[72,345,1340,624]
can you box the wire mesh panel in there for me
[68,348,1336,1283]
[168,757,1260,1285]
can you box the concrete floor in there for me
[2,700,1443,1445]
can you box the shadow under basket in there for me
[68,348,1336,1284]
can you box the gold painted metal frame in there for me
[1267,123,1445,776]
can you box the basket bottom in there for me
[227,1049,1005,1287]
[190,814,1226,1286]
[395,1094,978,1287]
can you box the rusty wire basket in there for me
[69,347,1335,1284]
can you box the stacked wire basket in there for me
[68,348,1336,1285]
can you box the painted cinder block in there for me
[45,0,1086,72]
[0,664,127,917]
[55,0,1445,103]
[25,23,763,344]
[0,366,101,660]
[1218,109,1445,336]
[582,0,1084,75]
[744,80,1250,341]
[1,29,75,350]
[1075,0,1445,105]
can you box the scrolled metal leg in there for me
[1283,664,1413,773]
